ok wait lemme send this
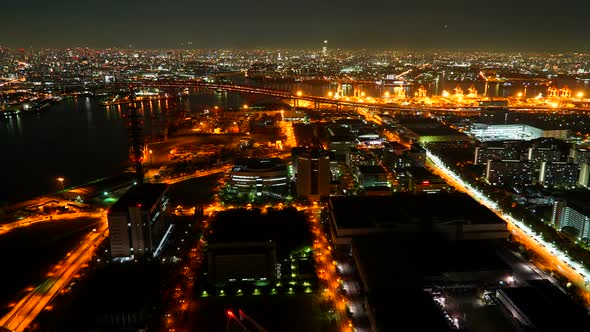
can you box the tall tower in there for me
[322,40,328,57]
[127,87,145,184]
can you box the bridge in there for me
[114,80,590,114]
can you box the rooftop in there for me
[499,279,590,331]
[232,158,286,172]
[353,234,511,289]
[329,193,504,229]
[109,183,168,213]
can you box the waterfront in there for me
[0,90,247,204]
[2,77,588,205]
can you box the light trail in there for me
[0,216,108,332]
[425,149,590,291]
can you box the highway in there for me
[0,211,104,237]
[0,215,108,332]
[162,165,232,184]
[425,151,590,295]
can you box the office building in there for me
[108,183,171,260]
[228,158,288,196]
[296,148,331,200]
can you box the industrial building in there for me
[107,183,171,260]
[327,193,509,246]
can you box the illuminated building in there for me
[405,167,451,194]
[107,184,171,260]
[402,120,471,143]
[228,158,288,196]
[552,196,590,240]
[485,160,535,186]
[474,141,522,165]
[527,145,563,164]
[470,124,570,142]
[570,146,590,165]
[470,124,543,141]
[578,158,590,188]
[538,161,579,188]
[296,148,331,200]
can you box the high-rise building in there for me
[474,142,522,165]
[322,40,328,57]
[578,158,590,188]
[538,161,579,188]
[485,160,535,186]
[297,148,331,200]
[552,197,590,241]
[108,184,171,260]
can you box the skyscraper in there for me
[297,148,331,200]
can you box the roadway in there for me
[0,215,108,332]
[425,152,590,295]
[162,165,232,184]
[0,211,104,237]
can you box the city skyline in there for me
[1,0,589,51]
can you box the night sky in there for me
[1,0,588,51]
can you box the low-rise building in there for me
[228,158,289,196]
[327,193,509,246]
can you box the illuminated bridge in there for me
[114,80,590,114]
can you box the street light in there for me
[296,91,303,97]
[577,92,584,99]
[57,177,65,191]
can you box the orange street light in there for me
[296,91,303,97]
[577,92,584,99]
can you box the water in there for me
[0,89,246,204]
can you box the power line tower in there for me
[127,86,144,185]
